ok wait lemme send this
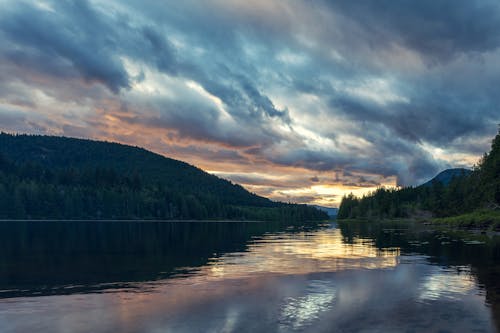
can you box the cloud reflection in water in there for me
[279,279,336,331]
[196,227,399,283]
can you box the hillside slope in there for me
[421,168,472,187]
[0,133,327,221]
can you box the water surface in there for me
[0,220,499,332]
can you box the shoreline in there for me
[338,209,500,232]
[0,219,330,223]
[0,219,268,223]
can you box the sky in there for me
[0,0,499,207]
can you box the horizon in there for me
[1,1,500,207]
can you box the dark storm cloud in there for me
[330,92,490,147]
[310,176,319,183]
[140,26,178,75]
[0,1,183,94]
[325,0,500,62]
[315,0,500,167]
[0,1,290,148]
[263,136,442,186]
[1,0,499,191]
[0,1,130,92]
[184,66,291,128]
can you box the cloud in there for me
[310,176,319,183]
[326,0,500,63]
[1,0,499,205]
[0,1,131,92]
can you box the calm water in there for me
[1,220,500,332]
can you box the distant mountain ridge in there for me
[312,205,338,217]
[0,133,327,221]
[421,168,472,187]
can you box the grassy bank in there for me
[431,209,500,230]
[338,209,500,231]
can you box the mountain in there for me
[0,133,327,221]
[421,168,472,187]
[312,205,338,217]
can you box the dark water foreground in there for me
[0,220,499,332]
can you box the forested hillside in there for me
[338,130,500,219]
[0,133,327,221]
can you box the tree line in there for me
[0,133,327,221]
[338,129,500,219]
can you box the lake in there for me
[0,220,499,332]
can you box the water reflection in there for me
[0,220,499,332]
[419,267,476,302]
[0,221,305,297]
[193,228,399,282]
[279,280,336,331]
